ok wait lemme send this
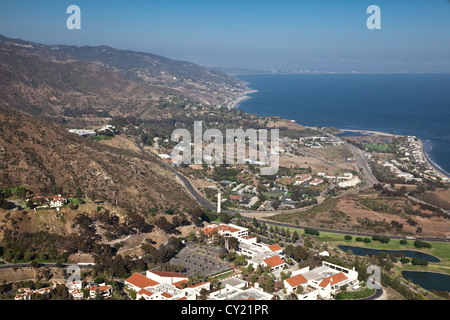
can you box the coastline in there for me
[419,139,450,180]
[341,128,450,181]
[227,90,258,109]
[336,128,397,137]
[227,79,449,182]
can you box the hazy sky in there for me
[1,0,449,72]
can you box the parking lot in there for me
[169,242,231,277]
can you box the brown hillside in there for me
[0,107,196,212]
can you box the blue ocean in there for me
[237,73,450,176]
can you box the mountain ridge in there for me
[0,34,247,121]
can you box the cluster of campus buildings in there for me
[123,223,359,300]
[15,280,112,300]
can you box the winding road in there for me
[135,136,450,243]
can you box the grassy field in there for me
[364,143,394,153]
[263,222,450,275]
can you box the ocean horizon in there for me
[236,73,450,176]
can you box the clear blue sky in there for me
[1,0,449,72]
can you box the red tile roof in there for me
[268,244,282,252]
[161,292,173,299]
[319,272,348,288]
[263,255,285,268]
[126,273,159,289]
[202,224,240,235]
[286,274,308,288]
[90,285,112,292]
[138,288,153,297]
[173,280,188,289]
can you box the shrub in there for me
[380,237,390,244]
[411,258,428,266]
[414,240,431,249]
[344,235,352,241]
[363,238,371,243]
[400,257,410,264]
[372,235,381,241]
[356,237,363,242]
[304,228,320,236]
[399,240,408,245]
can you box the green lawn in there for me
[335,287,376,300]
[262,223,450,273]
[364,143,394,153]
[67,198,86,205]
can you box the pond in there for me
[337,245,441,263]
[402,271,450,292]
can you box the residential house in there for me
[89,283,113,299]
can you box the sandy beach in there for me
[419,138,450,180]
[227,90,258,109]
[337,128,397,137]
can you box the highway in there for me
[135,136,449,243]
[135,137,219,213]
[321,131,379,186]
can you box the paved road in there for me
[361,281,385,300]
[135,137,221,213]
[0,262,95,270]
[321,131,379,186]
[136,136,449,243]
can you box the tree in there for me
[291,231,299,243]
[252,217,259,228]
[380,237,390,244]
[127,213,150,233]
[30,260,40,268]
[227,237,239,252]
[220,213,231,224]
[187,232,196,242]
[293,245,309,262]
[264,275,274,293]
[27,200,35,209]
[0,198,14,210]
[284,244,294,257]
[190,207,204,226]
[154,216,175,234]
[15,187,27,200]
[296,285,304,294]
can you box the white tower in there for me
[217,192,221,214]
